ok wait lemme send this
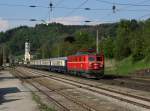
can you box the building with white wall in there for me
[24,41,30,62]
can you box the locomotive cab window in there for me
[88,57,95,61]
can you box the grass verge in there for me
[32,92,56,111]
[105,57,150,76]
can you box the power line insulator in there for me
[85,20,91,23]
[112,5,116,13]
[85,8,91,10]
[29,5,36,8]
[30,19,37,21]
[49,2,53,11]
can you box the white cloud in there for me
[0,18,9,32]
[87,21,102,25]
[49,16,86,25]
[47,16,114,25]
[85,20,115,25]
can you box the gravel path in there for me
[0,70,39,111]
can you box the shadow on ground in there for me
[0,75,47,81]
[20,75,48,80]
[0,87,21,105]
[101,74,127,80]
[0,76,18,81]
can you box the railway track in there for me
[11,68,99,111]
[17,67,150,110]
[108,78,150,91]
[98,75,150,92]
[11,69,71,111]
[129,77,150,83]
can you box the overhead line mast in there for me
[96,29,99,54]
[49,0,53,22]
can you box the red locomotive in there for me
[67,52,104,78]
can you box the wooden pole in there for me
[96,29,99,54]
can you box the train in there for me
[25,53,104,79]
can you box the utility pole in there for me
[0,47,3,66]
[96,29,99,54]
[2,47,6,66]
[49,1,53,22]
[58,45,60,57]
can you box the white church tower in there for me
[24,41,30,62]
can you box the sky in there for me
[0,0,150,31]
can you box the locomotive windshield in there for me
[88,57,95,61]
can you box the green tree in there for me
[129,20,145,61]
[114,20,131,60]
[102,37,114,58]
[143,20,150,61]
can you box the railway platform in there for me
[0,70,39,111]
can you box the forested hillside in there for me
[0,22,117,59]
[101,19,150,62]
[0,19,150,66]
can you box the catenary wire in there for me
[61,0,89,18]
[96,0,150,7]
[0,3,150,12]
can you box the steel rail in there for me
[10,69,70,111]
[23,67,150,102]
[20,67,150,109]
[12,68,98,111]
